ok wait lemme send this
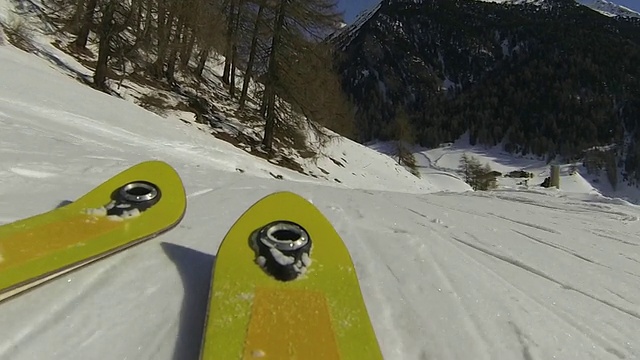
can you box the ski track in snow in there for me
[428,227,633,357]
[186,188,216,198]
[445,234,620,359]
[9,167,57,179]
[83,155,128,162]
[387,192,640,359]
[327,206,400,357]
[421,231,495,360]
[510,229,608,268]
[325,202,407,359]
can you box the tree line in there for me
[42,0,352,154]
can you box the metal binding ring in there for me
[118,182,159,203]
[259,222,309,251]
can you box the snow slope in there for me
[2,13,640,360]
[577,0,640,18]
[478,0,640,17]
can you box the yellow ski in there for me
[200,191,382,360]
[0,160,186,302]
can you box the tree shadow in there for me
[37,48,93,85]
[161,242,216,360]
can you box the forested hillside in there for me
[332,0,640,183]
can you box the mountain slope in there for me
[2,43,640,360]
[333,0,640,184]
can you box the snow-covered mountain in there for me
[578,0,640,18]
[352,0,640,19]
[478,0,640,17]
[476,0,547,5]
[335,0,639,50]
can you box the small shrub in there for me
[397,141,420,178]
[459,153,498,190]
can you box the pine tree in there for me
[259,0,343,152]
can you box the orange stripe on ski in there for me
[243,287,340,360]
[0,213,122,271]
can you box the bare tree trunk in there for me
[165,15,186,83]
[166,49,178,84]
[262,0,287,151]
[195,45,210,77]
[94,2,116,91]
[259,91,267,117]
[74,0,98,49]
[139,0,154,49]
[68,0,87,34]
[180,28,196,69]
[239,2,264,110]
[132,0,142,33]
[228,0,244,97]
[151,0,171,78]
[222,0,237,85]
[230,43,238,97]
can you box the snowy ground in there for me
[2,11,640,360]
[408,135,640,204]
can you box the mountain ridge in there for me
[464,0,639,17]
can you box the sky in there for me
[338,0,379,24]
[337,0,640,24]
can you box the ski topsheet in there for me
[200,191,382,360]
[0,160,187,302]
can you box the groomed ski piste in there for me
[2,6,640,360]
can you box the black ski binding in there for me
[105,181,161,217]
[252,221,312,281]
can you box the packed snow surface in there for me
[1,20,640,360]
